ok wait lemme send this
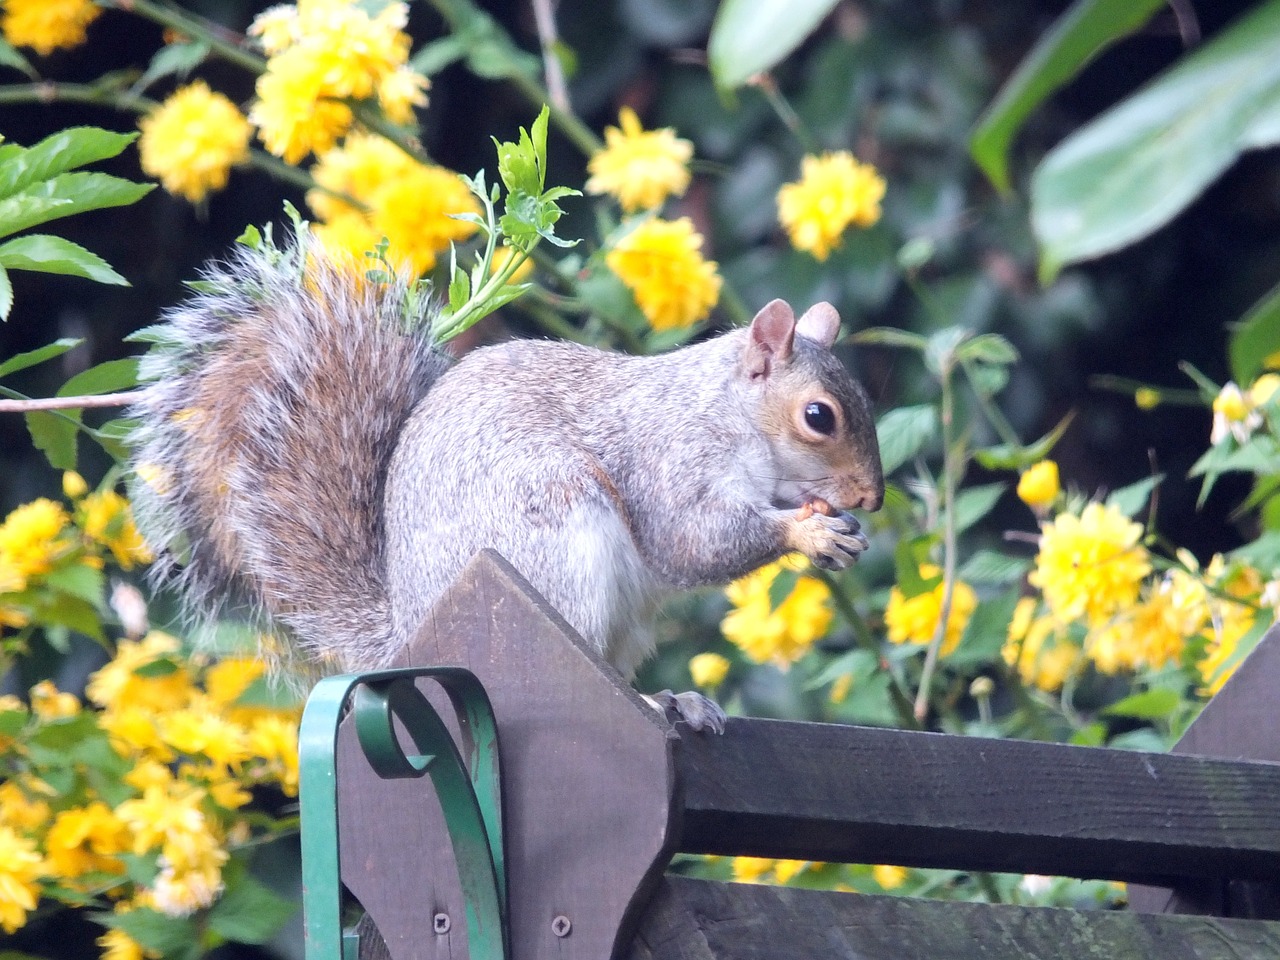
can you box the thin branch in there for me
[529,0,570,113]
[0,391,145,413]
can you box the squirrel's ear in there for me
[745,299,796,379]
[796,302,840,348]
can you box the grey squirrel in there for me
[127,227,884,732]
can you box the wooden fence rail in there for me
[305,551,1280,960]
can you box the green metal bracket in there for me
[299,667,507,960]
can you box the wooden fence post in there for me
[333,550,679,960]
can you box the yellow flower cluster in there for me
[248,0,428,164]
[777,151,886,261]
[721,555,832,669]
[606,217,722,331]
[586,107,694,213]
[307,132,479,276]
[0,0,99,55]
[1002,597,1079,692]
[884,565,978,657]
[138,82,253,204]
[0,634,300,936]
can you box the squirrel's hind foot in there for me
[645,689,728,734]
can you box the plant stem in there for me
[0,81,155,112]
[105,0,265,74]
[0,391,145,413]
[751,73,817,154]
[914,354,959,722]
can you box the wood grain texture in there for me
[675,715,1280,884]
[337,550,680,960]
[1130,624,1280,918]
[629,876,1280,960]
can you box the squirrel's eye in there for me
[804,401,836,436]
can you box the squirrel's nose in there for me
[854,485,884,512]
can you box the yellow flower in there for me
[61,471,88,499]
[308,134,480,276]
[138,82,252,204]
[731,856,775,883]
[159,698,252,769]
[721,556,832,669]
[204,658,266,707]
[0,498,69,579]
[688,652,730,689]
[87,631,189,713]
[247,0,421,164]
[770,859,811,884]
[250,46,355,164]
[0,825,43,932]
[79,489,153,569]
[151,854,226,917]
[247,714,300,795]
[1086,586,1187,674]
[777,151,886,261]
[1002,598,1078,692]
[1250,373,1280,407]
[0,0,99,54]
[29,679,79,720]
[1016,460,1060,512]
[0,783,49,833]
[828,672,853,704]
[884,566,977,657]
[1210,381,1259,445]
[43,803,129,880]
[606,217,722,331]
[872,864,909,890]
[312,214,384,268]
[1197,558,1263,693]
[585,107,693,213]
[99,927,154,960]
[1134,387,1161,410]
[1029,502,1150,628]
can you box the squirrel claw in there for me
[646,689,727,734]
[791,508,869,572]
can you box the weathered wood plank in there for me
[1131,624,1280,918]
[630,876,1280,960]
[338,551,679,960]
[676,716,1280,884]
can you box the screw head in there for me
[433,913,451,934]
[551,915,572,938]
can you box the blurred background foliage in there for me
[3,0,1280,954]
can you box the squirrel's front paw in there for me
[787,505,870,571]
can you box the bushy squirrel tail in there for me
[127,228,447,672]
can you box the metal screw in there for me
[433,913,451,935]
[551,915,572,938]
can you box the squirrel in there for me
[127,227,884,732]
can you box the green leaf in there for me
[948,586,1021,667]
[893,533,941,599]
[875,404,938,475]
[958,549,1031,586]
[59,357,139,397]
[1102,687,1180,720]
[0,337,81,379]
[410,35,468,75]
[1228,279,1280,384]
[0,264,10,320]
[206,864,298,944]
[1032,0,1280,281]
[0,234,128,285]
[852,326,929,352]
[0,38,38,80]
[26,408,81,472]
[956,332,1019,367]
[43,562,106,606]
[949,481,1007,534]
[0,127,139,200]
[707,0,841,91]
[1106,473,1163,517]
[132,42,210,96]
[974,410,1075,470]
[0,171,154,240]
[969,0,1167,193]
[96,907,200,959]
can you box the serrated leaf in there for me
[43,562,106,606]
[0,171,154,240]
[0,234,128,285]
[958,549,1031,585]
[1229,279,1280,384]
[1032,0,1280,281]
[974,410,1075,470]
[956,332,1019,367]
[875,404,938,475]
[0,337,80,379]
[949,481,1006,534]
[970,0,1167,194]
[0,127,139,199]
[1106,473,1163,517]
[708,0,841,90]
[26,408,80,472]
